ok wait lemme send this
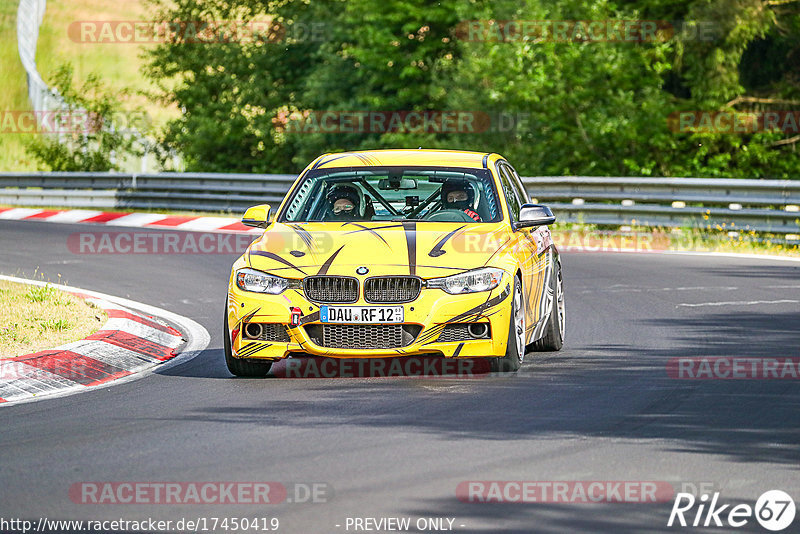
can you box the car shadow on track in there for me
[696,264,800,281]
[158,305,800,470]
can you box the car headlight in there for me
[236,268,300,294]
[427,267,504,294]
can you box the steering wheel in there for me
[423,209,476,222]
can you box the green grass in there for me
[0,279,107,358]
[24,284,60,303]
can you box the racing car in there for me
[225,149,564,375]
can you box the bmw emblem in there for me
[356,266,369,275]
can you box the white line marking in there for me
[0,208,43,219]
[104,213,169,227]
[61,339,161,369]
[45,210,102,223]
[678,299,800,308]
[176,217,240,231]
[580,286,738,294]
[0,363,79,401]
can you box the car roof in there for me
[307,149,502,171]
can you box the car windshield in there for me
[280,167,502,223]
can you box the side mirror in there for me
[515,204,556,229]
[242,204,271,228]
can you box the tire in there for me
[491,275,525,373]
[224,310,272,377]
[532,260,564,352]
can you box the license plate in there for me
[320,305,404,324]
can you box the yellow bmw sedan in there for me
[224,149,564,376]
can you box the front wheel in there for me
[532,260,564,352]
[224,310,272,377]
[491,276,525,373]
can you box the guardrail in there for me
[1,173,798,234]
[526,177,800,234]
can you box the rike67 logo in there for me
[668,490,796,531]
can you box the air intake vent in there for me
[304,324,422,349]
[364,276,421,303]
[303,276,359,303]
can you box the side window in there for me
[497,163,521,222]
[506,164,530,206]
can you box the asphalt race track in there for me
[1,219,798,533]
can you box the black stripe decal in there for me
[347,223,404,232]
[482,237,513,266]
[238,342,273,358]
[446,284,512,325]
[249,250,308,275]
[288,224,315,249]
[428,225,465,258]
[344,223,390,246]
[317,245,345,275]
[418,323,448,345]
[417,286,510,345]
[402,221,417,276]
[317,154,349,168]
[452,342,465,358]
[235,307,261,334]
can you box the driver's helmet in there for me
[326,183,362,219]
[441,181,476,211]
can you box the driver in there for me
[325,183,362,221]
[441,181,481,222]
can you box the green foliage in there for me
[24,285,57,303]
[144,0,800,177]
[25,65,142,171]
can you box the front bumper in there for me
[226,276,513,360]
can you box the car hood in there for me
[246,221,512,279]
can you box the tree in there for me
[144,0,800,178]
[25,65,143,172]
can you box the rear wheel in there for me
[224,310,272,377]
[532,260,564,352]
[491,276,525,373]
